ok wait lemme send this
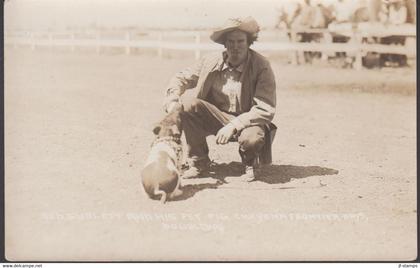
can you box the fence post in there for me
[125,31,131,55]
[322,31,332,62]
[5,31,9,48]
[71,33,75,52]
[157,32,163,58]
[7,31,16,49]
[353,32,363,70]
[30,32,35,50]
[194,32,201,60]
[48,32,53,49]
[96,32,101,54]
[289,30,299,65]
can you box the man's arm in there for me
[230,62,276,131]
[164,58,203,112]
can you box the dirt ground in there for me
[4,48,417,261]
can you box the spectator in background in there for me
[379,0,408,66]
[275,7,290,30]
[309,1,334,62]
[311,1,332,28]
[328,0,365,68]
[351,0,371,23]
[367,0,383,22]
[405,0,416,24]
[289,0,334,29]
[289,0,315,63]
[317,2,335,27]
[332,0,353,23]
[378,0,408,25]
[388,0,407,25]
[275,3,301,30]
[378,0,390,23]
[328,0,357,33]
[291,0,314,29]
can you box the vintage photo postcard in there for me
[4,0,417,261]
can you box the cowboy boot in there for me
[182,156,212,179]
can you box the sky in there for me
[4,0,315,31]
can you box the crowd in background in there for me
[275,0,416,67]
[276,0,416,31]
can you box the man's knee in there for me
[182,97,204,114]
[180,98,206,132]
[238,126,265,152]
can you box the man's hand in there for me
[215,124,236,145]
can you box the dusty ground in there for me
[4,48,417,261]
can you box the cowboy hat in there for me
[210,16,260,44]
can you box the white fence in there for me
[5,30,222,58]
[4,27,416,69]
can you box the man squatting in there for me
[164,17,277,181]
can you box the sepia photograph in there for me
[4,0,417,261]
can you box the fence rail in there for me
[5,27,416,69]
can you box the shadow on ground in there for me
[172,162,339,202]
[255,163,339,184]
[171,180,223,201]
[211,161,339,184]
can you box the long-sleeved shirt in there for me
[165,49,276,132]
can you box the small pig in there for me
[141,103,184,203]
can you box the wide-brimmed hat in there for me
[210,16,260,44]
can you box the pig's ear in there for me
[153,125,161,135]
[173,102,184,112]
[171,125,181,136]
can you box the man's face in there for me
[225,30,249,66]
